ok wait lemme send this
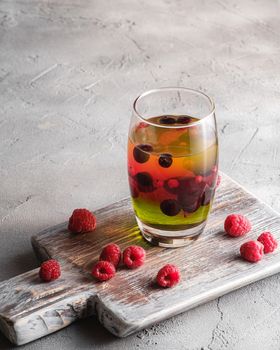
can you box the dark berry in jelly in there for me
[177,116,192,124]
[133,144,153,164]
[159,116,176,125]
[177,192,200,213]
[183,201,200,213]
[201,186,212,206]
[129,177,139,198]
[130,187,139,198]
[200,165,218,184]
[136,172,154,192]
[164,178,180,194]
[177,177,206,213]
[160,199,181,216]
[203,173,216,188]
[179,177,204,195]
[159,154,173,168]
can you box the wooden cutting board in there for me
[1,173,280,346]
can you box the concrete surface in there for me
[0,0,280,349]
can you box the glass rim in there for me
[132,87,216,129]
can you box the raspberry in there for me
[123,245,146,269]
[212,165,218,173]
[68,208,96,233]
[195,175,203,184]
[153,179,164,189]
[164,178,181,194]
[203,174,215,187]
[167,178,180,189]
[137,122,149,129]
[216,174,221,188]
[240,241,264,262]
[224,214,251,237]
[257,232,278,254]
[99,244,121,267]
[39,259,61,282]
[91,261,116,281]
[156,264,180,288]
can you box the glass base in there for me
[136,217,207,248]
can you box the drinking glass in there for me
[127,87,218,248]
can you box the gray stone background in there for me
[1,0,280,349]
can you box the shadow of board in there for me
[0,315,123,349]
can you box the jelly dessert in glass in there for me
[127,88,218,247]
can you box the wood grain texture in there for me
[1,173,280,345]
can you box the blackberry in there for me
[160,199,181,216]
[159,116,176,125]
[159,154,173,168]
[133,144,153,164]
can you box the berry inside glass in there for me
[128,88,218,247]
